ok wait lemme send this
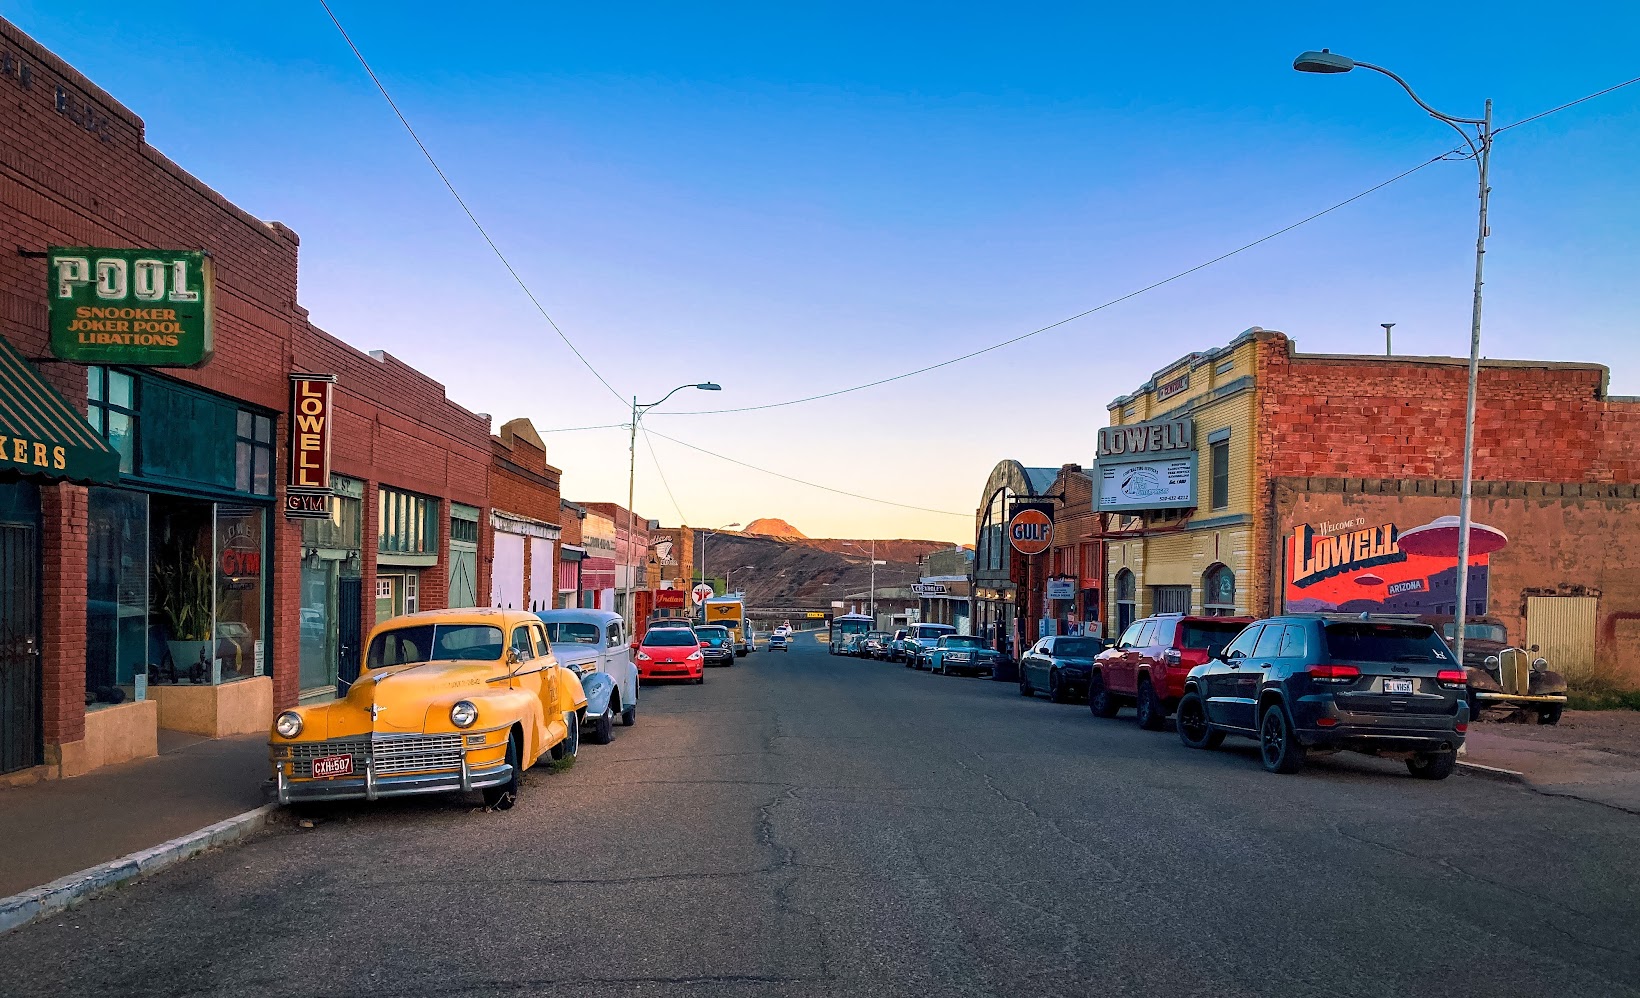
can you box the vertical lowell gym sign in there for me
[48,247,214,367]
[285,375,337,519]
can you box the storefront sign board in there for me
[654,588,687,609]
[48,247,214,367]
[1008,506,1053,556]
[1096,455,1196,511]
[1046,579,1076,600]
[289,375,335,492]
[912,583,948,596]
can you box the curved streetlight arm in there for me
[1351,60,1487,163]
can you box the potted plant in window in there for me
[153,543,214,684]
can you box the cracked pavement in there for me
[3,638,1638,997]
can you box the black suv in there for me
[1174,615,1469,778]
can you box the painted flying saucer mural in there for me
[1284,514,1507,615]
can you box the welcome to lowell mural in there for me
[1284,514,1506,616]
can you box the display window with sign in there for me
[143,495,268,687]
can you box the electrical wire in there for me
[316,0,627,407]
[645,429,971,518]
[641,427,689,525]
[656,152,1453,416]
[1496,75,1640,134]
[656,73,1640,419]
[540,421,632,433]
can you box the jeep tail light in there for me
[1308,664,1360,682]
[1455,721,1468,734]
[1436,669,1468,687]
[1315,717,1339,727]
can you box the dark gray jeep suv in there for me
[1175,615,1469,778]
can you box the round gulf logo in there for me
[1008,508,1053,556]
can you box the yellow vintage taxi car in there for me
[269,608,587,811]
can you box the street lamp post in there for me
[699,521,741,598]
[1295,48,1493,669]
[625,383,721,630]
[724,564,755,594]
[842,540,885,624]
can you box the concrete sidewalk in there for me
[1463,710,1640,813]
[0,732,269,898]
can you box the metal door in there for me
[1526,596,1597,684]
[1152,585,1191,615]
[0,523,41,774]
[336,576,364,694]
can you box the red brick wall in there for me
[0,18,494,738]
[1248,331,1640,617]
[1257,334,1640,483]
[1048,466,1102,629]
[39,484,87,748]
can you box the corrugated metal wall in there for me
[1526,596,1598,681]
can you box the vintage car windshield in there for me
[916,626,954,640]
[1441,622,1508,643]
[366,624,505,668]
[942,637,984,649]
[696,627,731,647]
[643,628,700,647]
[542,622,601,645]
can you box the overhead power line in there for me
[316,0,626,407]
[645,429,971,518]
[1495,74,1640,134]
[641,427,689,524]
[657,73,1640,419]
[655,154,1451,416]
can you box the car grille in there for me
[283,734,464,777]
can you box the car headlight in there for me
[450,700,478,728]
[274,711,303,738]
[637,651,652,661]
[688,650,703,660]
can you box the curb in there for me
[1457,760,1529,784]
[0,804,279,935]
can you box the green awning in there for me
[0,336,118,485]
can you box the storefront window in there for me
[86,367,137,475]
[1116,569,1137,633]
[379,486,437,554]
[85,488,148,705]
[299,483,363,696]
[147,495,267,686]
[149,495,215,684]
[234,410,274,497]
[214,505,265,683]
[1203,564,1236,616]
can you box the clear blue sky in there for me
[11,2,1639,542]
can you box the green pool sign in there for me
[48,247,214,367]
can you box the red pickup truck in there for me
[1090,613,1253,729]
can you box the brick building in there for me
[577,501,654,620]
[1098,327,1640,685]
[557,500,586,609]
[972,460,1058,657]
[488,418,561,611]
[0,18,493,780]
[1043,464,1102,636]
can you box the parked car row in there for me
[1015,611,1489,780]
[268,606,735,812]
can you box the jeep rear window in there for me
[1180,621,1245,658]
[1323,623,1451,663]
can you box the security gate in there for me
[337,576,363,694]
[0,521,41,775]
[1151,585,1192,615]
[1526,596,1598,685]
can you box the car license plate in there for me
[1383,678,1415,694]
[311,754,354,779]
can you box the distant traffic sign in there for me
[806,611,825,619]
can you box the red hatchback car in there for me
[1091,613,1253,729]
[636,626,705,684]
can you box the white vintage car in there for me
[535,609,639,743]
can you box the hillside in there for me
[742,517,807,539]
[695,529,954,609]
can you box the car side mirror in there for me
[1227,649,1245,661]
[505,648,522,666]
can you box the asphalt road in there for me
[4,634,1638,997]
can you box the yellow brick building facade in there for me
[1102,331,1260,632]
